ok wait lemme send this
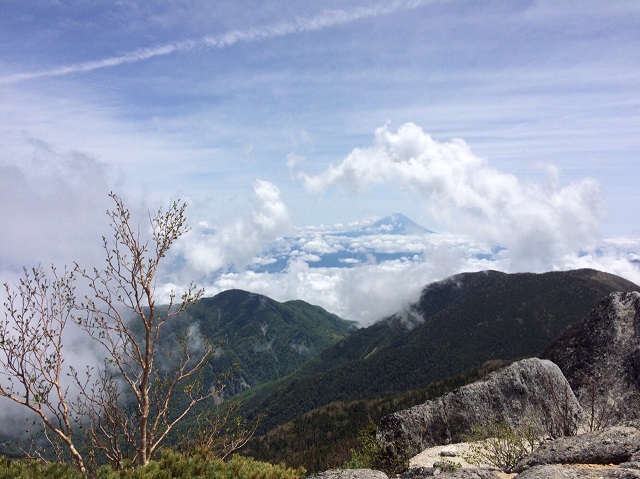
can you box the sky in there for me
[1,0,640,325]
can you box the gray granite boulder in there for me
[400,466,500,478]
[514,423,640,472]
[377,358,582,460]
[544,291,640,423]
[515,465,640,478]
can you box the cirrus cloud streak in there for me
[0,0,437,85]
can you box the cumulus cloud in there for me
[156,124,635,327]
[296,122,604,271]
[300,236,344,254]
[172,179,292,279]
[562,240,640,287]
[192,232,497,325]
[181,231,640,327]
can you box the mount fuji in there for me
[342,213,434,237]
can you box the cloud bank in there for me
[1,121,636,327]
[172,179,292,278]
[296,122,604,271]
[0,144,112,281]
[152,122,637,326]
[205,232,501,325]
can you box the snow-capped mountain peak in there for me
[349,213,433,236]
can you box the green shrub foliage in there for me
[464,416,544,472]
[0,456,84,479]
[343,421,409,475]
[433,460,462,473]
[343,421,382,470]
[0,452,304,479]
[95,450,305,479]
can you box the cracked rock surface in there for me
[514,423,640,472]
[378,358,581,460]
[306,470,389,479]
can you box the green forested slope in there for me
[244,360,509,472]
[164,289,357,393]
[238,269,639,431]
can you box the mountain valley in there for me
[1,267,639,475]
[237,269,638,430]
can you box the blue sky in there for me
[1,1,640,322]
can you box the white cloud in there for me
[251,179,291,237]
[2,120,632,330]
[159,153,636,327]
[562,240,640,287]
[0,1,436,85]
[297,122,605,271]
[300,236,344,255]
[0,40,196,85]
[181,229,640,326]
[172,179,292,278]
[190,232,499,325]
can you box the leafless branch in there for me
[0,266,87,475]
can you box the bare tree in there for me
[536,369,580,438]
[0,266,87,475]
[75,192,216,466]
[0,193,224,474]
[580,372,618,432]
[71,364,136,471]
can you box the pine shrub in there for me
[0,456,83,479]
[95,450,305,479]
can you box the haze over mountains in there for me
[175,212,640,326]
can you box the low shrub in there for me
[95,450,305,479]
[343,421,409,475]
[463,417,543,472]
[0,455,83,479]
[0,451,304,479]
[433,459,462,473]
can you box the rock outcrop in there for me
[377,358,581,460]
[543,291,640,422]
[306,470,388,479]
[514,422,640,472]
[515,465,640,478]
[399,467,500,478]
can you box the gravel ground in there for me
[409,443,516,478]
[409,442,478,468]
